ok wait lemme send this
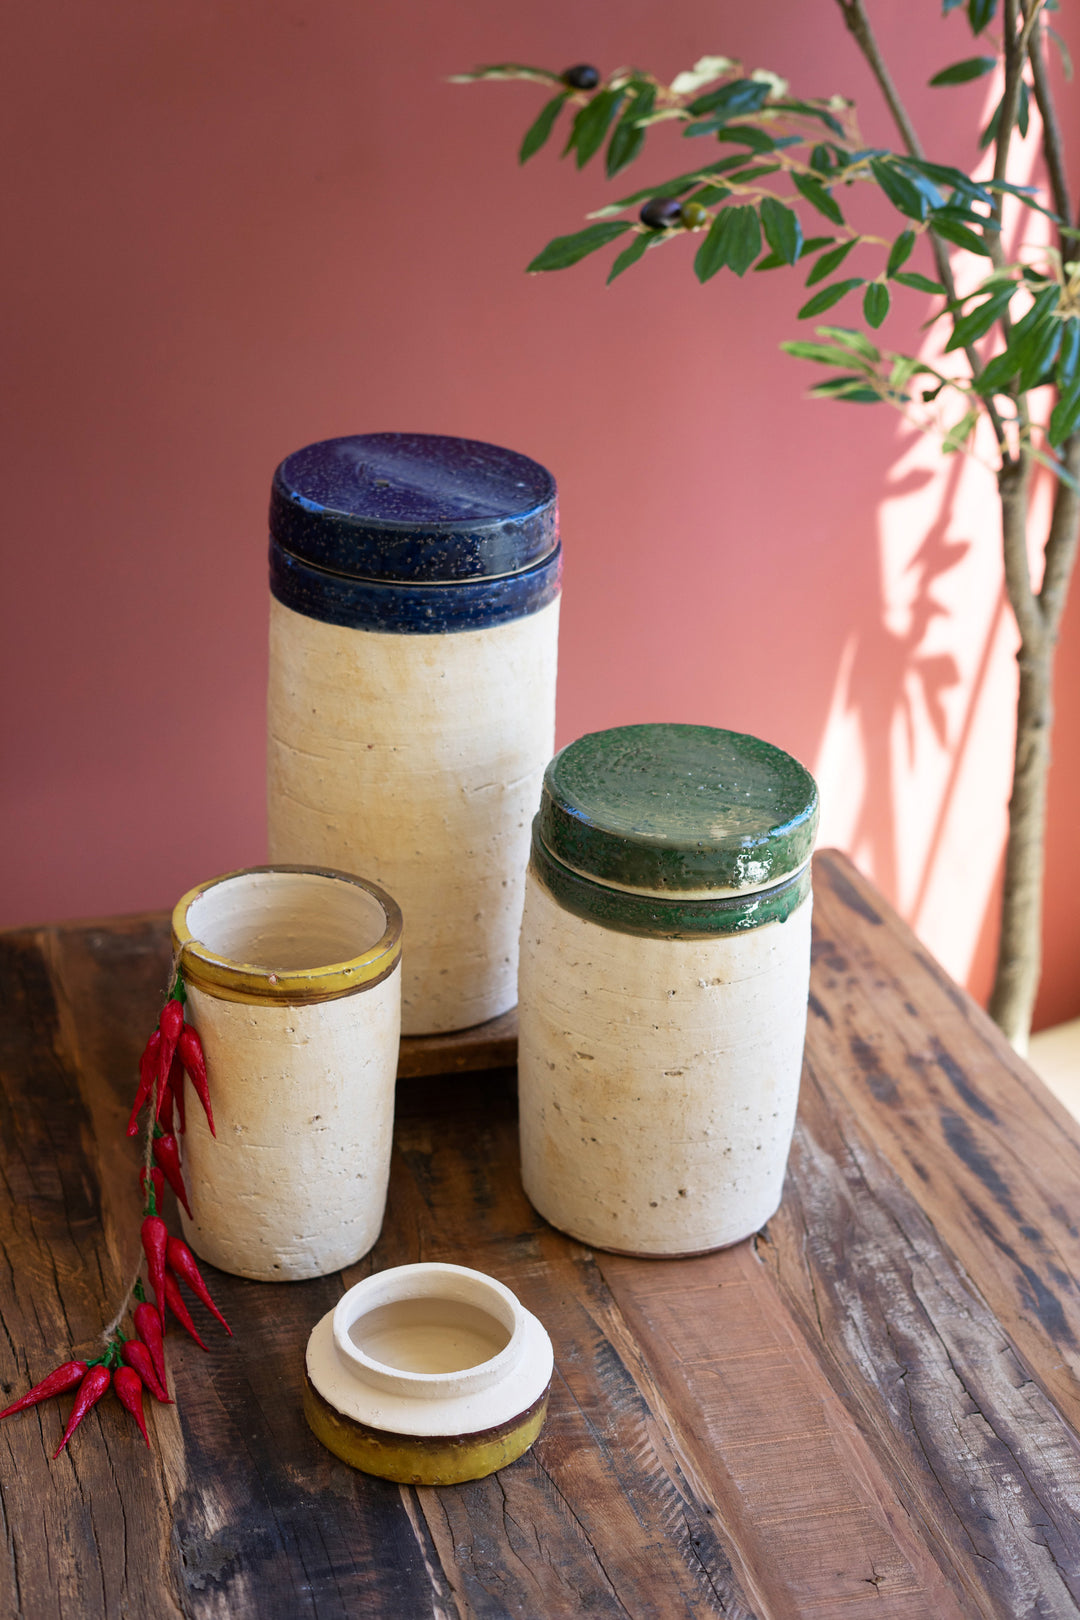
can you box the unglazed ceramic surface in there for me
[305,1262,553,1482]
[517,870,812,1256]
[267,595,559,1035]
[174,868,401,1281]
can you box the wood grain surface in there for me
[396,1007,518,1079]
[1,851,1079,1618]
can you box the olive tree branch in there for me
[1027,15,1071,229]
[834,0,1010,455]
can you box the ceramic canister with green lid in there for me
[517,723,819,1257]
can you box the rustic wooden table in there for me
[3,850,1080,1619]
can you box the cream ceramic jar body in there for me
[517,869,812,1256]
[267,594,559,1035]
[173,866,402,1282]
[180,969,399,1280]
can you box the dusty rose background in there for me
[3,0,1077,1028]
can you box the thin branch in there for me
[993,1,1029,196]
[835,0,925,158]
[1027,17,1072,230]
[834,0,1011,456]
[986,0,1041,363]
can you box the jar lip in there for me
[171,864,402,1005]
[332,1263,527,1400]
[530,828,813,939]
[269,537,562,636]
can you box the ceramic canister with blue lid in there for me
[516,723,819,1257]
[267,433,561,1035]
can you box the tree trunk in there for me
[989,438,1080,1051]
[988,640,1053,1053]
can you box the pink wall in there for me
[3,0,1078,1029]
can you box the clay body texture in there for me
[180,967,400,1280]
[267,596,559,1034]
[517,871,812,1255]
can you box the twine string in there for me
[100,944,186,1346]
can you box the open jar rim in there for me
[332,1263,527,1401]
[171,864,402,1006]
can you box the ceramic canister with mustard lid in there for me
[517,723,819,1258]
[266,433,561,1037]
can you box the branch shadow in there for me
[843,452,970,903]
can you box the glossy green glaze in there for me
[530,825,812,937]
[538,724,818,893]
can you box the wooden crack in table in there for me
[2,850,1080,1618]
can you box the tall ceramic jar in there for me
[517,724,819,1258]
[266,433,561,1036]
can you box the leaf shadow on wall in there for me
[841,452,979,911]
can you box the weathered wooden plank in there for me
[760,1050,1080,1617]
[385,1075,758,1618]
[807,852,1080,1433]
[598,1245,968,1619]
[397,1007,518,1079]
[0,929,183,1620]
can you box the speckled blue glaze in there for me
[270,433,558,583]
[270,539,563,634]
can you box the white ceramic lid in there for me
[306,1262,554,1438]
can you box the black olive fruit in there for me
[561,64,601,90]
[639,195,685,230]
[680,200,709,229]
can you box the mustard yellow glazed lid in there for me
[304,1263,553,1486]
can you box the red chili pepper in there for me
[157,1073,174,1134]
[153,1132,192,1217]
[133,1296,167,1392]
[141,1214,169,1330]
[140,1166,165,1213]
[0,1360,88,1420]
[127,1029,162,1137]
[121,1338,170,1404]
[52,1364,111,1458]
[156,998,186,1104]
[169,1051,187,1134]
[177,1025,215,1137]
[166,1236,232,1336]
[113,1365,150,1448]
[164,1271,209,1351]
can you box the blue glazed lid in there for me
[270,433,558,583]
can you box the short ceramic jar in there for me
[517,724,819,1258]
[304,1262,554,1484]
[266,432,561,1036]
[171,865,402,1281]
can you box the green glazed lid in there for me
[537,724,819,896]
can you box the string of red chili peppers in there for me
[0,974,232,1456]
